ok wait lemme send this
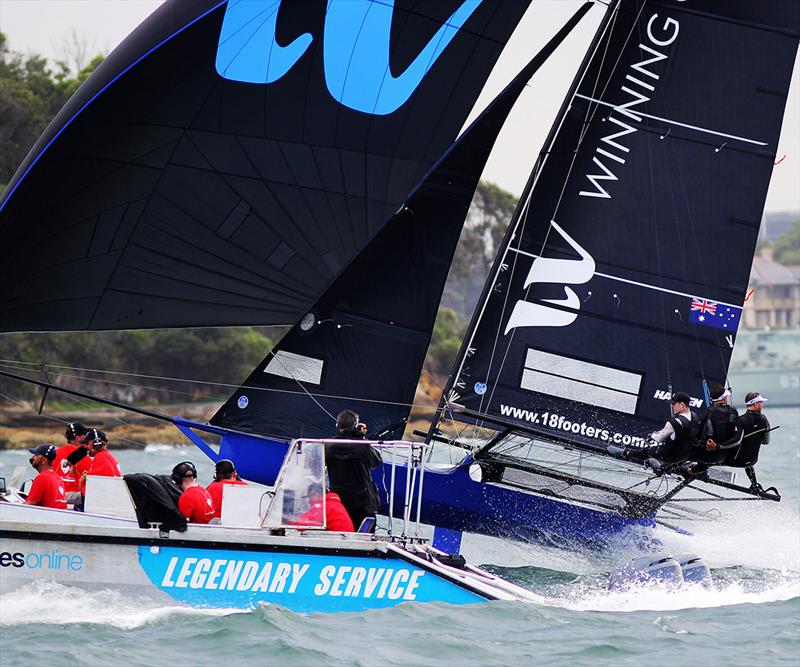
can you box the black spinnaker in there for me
[210,5,594,439]
[439,0,800,450]
[0,0,530,332]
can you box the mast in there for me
[429,0,620,441]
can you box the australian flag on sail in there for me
[688,297,741,330]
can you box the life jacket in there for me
[663,412,700,462]
[702,404,739,444]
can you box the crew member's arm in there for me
[650,421,675,443]
[717,422,745,450]
[763,416,771,444]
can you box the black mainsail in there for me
[210,6,594,439]
[0,0,531,333]
[440,0,800,450]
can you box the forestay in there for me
[443,0,800,449]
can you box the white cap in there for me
[712,388,731,401]
[746,394,768,406]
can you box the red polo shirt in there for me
[26,469,67,510]
[87,449,121,478]
[292,493,355,531]
[52,443,80,493]
[178,485,215,524]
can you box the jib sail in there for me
[441,0,799,449]
[0,0,530,332]
[210,6,593,439]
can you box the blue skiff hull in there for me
[215,431,654,548]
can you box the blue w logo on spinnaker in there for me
[215,0,483,115]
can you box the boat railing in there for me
[264,439,430,540]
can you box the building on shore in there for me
[743,246,800,330]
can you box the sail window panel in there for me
[524,349,642,394]
[264,351,324,386]
[520,369,639,415]
[521,349,642,415]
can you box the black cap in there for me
[28,444,57,461]
[671,391,691,405]
[80,428,108,444]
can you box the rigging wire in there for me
[0,360,439,411]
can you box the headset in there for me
[171,461,198,486]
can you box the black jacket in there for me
[325,431,381,514]
[730,411,770,466]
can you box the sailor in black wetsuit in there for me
[610,392,699,471]
[686,384,740,475]
[728,392,772,492]
[325,410,382,531]
[643,391,700,471]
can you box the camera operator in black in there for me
[325,410,382,531]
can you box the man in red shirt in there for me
[25,444,67,510]
[79,429,122,493]
[173,462,215,524]
[292,492,355,532]
[52,422,88,494]
[206,459,247,519]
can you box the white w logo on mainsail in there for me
[505,222,595,333]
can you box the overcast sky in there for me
[1,0,797,212]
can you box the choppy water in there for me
[1,408,798,667]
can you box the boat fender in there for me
[608,554,684,590]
